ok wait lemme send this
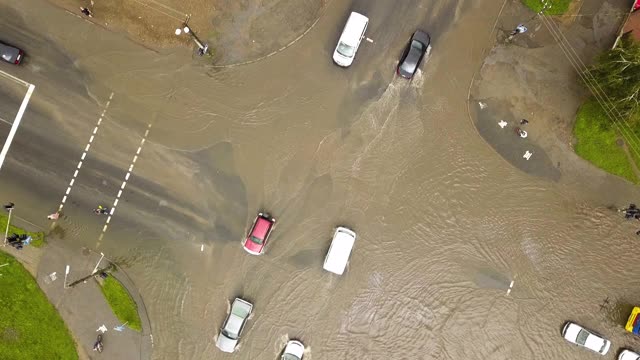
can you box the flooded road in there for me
[1,0,640,358]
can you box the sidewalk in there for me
[468,0,629,181]
[3,236,152,360]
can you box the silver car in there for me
[0,41,24,65]
[215,298,253,353]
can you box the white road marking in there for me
[506,280,515,295]
[0,69,30,87]
[96,123,152,248]
[56,92,114,212]
[0,84,35,172]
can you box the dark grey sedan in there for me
[0,41,24,65]
[397,30,430,79]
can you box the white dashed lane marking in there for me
[97,123,152,247]
[506,280,515,295]
[57,92,114,213]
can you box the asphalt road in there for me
[3,0,638,360]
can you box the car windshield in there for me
[576,329,589,345]
[337,42,355,57]
[250,236,263,244]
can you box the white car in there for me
[332,12,368,67]
[562,322,611,355]
[215,298,253,353]
[323,227,356,275]
[620,349,640,360]
[281,339,305,360]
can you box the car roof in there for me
[339,12,369,46]
[225,313,245,337]
[252,216,273,238]
[324,227,356,274]
[0,43,19,61]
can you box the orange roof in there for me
[623,10,640,42]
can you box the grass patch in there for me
[574,99,639,183]
[0,212,45,248]
[521,0,572,15]
[99,276,142,331]
[0,251,77,360]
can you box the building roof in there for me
[623,10,640,42]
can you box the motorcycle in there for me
[94,205,110,215]
[93,334,103,353]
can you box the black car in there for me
[0,41,24,65]
[397,30,430,79]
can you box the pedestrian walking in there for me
[507,24,528,41]
[520,119,529,125]
[510,24,528,36]
[515,127,528,138]
[80,7,93,17]
[622,204,640,219]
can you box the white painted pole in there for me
[91,252,105,275]
[3,207,12,246]
[64,265,70,289]
[0,84,35,171]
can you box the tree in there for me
[586,37,640,124]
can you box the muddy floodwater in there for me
[2,0,640,358]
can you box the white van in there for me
[323,227,356,275]
[332,12,369,67]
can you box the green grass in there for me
[521,0,572,15]
[0,251,77,360]
[574,100,639,183]
[0,212,45,248]
[99,276,142,331]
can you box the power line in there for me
[535,6,640,162]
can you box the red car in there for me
[242,212,276,255]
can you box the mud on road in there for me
[47,0,328,64]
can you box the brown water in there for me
[2,0,640,359]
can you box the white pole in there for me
[64,265,70,289]
[3,207,12,246]
[91,252,105,275]
[0,84,35,171]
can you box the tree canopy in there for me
[586,37,640,124]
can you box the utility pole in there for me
[175,23,209,56]
[91,252,105,275]
[3,203,14,246]
[64,265,70,289]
